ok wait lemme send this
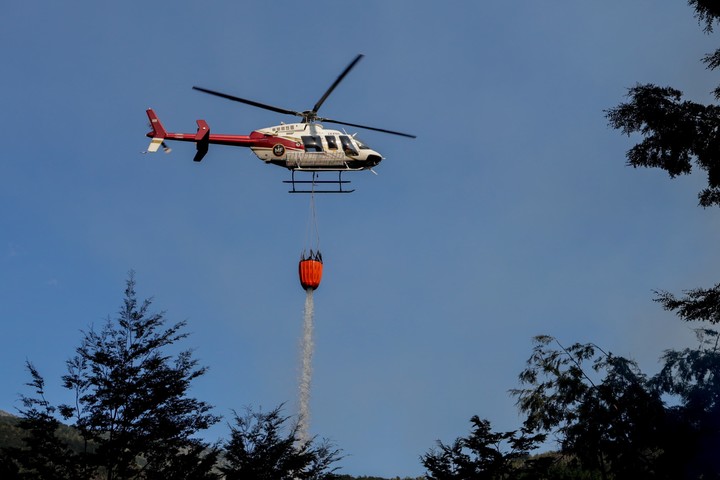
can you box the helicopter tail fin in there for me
[193,119,210,162]
[146,109,168,138]
[145,109,170,153]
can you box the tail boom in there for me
[144,109,254,158]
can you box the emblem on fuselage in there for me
[273,144,285,157]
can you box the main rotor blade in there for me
[311,54,364,115]
[320,117,416,139]
[192,86,302,117]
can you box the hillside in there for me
[0,411,423,479]
[0,409,90,455]
[0,410,23,450]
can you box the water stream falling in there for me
[298,287,315,444]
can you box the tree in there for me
[605,2,720,207]
[421,416,548,480]
[512,336,667,480]
[651,287,720,477]
[423,5,720,478]
[422,329,720,479]
[220,405,342,480]
[689,0,720,34]
[0,450,20,480]
[3,363,85,480]
[603,3,720,475]
[654,283,720,324]
[51,273,219,479]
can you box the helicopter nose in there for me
[367,154,383,166]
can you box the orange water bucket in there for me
[299,258,323,290]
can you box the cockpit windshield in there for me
[354,137,371,150]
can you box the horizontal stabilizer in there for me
[147,137,165,153]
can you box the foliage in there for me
[420,416,547,480]
[652,328,720,478]
[334,476,426,480]
[599,3,720,473]
[652,287,720,476]
[3,274,221,479]
[61,273,221,479]
[654,283,720,324]
[1,275,353,479]
[0,450,20,480]
[0,413,23,451]
[512,336,666,479]
[605,2,720,207]
[220,404,342,480]
[689,0,720,33]
[422,329,720,478]
[605,85,720,207]
[2,363,86,479]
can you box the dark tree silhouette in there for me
[655,283,720,324]
[58,273,221,479]
[423,4,720,479]
[422,330,720,479]
[4,273,221,480]
[512,336,666,480]
[604,3,720,475]
[3,363,85,480]
[689,0,720,33]
[220,405,342,480]
[652,288,720,478]
[605,2,720,207]
[0,450,20,480]
[421,416,548,480]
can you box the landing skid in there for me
[283,171,355,194]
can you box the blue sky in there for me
[2,1,720,477]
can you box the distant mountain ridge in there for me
[0,411,423,479]
[0,410,22,450]
[0,408,89,453]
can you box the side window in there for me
[339,136,358,155]
[325,135,338,150]
[302,135,323,152]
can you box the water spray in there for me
[296,193,323,444]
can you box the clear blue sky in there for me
[2,1,720,477]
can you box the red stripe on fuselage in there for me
[153,131,302,150]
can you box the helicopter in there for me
[144,54,415,193]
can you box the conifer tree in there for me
[4,363,84,479]
[606,1,720,207]
[221,405,342,480]
[56,273,221,479]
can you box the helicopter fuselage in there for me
[252,122,383,171]
[145,109,383,171]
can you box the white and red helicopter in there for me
[144,54,415,193]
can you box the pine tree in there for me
[221,405,342,480]
[606,1,720,207]
[57,273,220,479]
[4,363,84,479]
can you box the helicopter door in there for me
[339,136,358,156]
[301,135,324,152]
[325,135,338,150]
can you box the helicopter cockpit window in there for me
[355,137,371,150]
[325,135,338,150]
[339,135,358,156]
[301,135,323,152]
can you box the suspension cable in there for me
[303,176,321,259]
